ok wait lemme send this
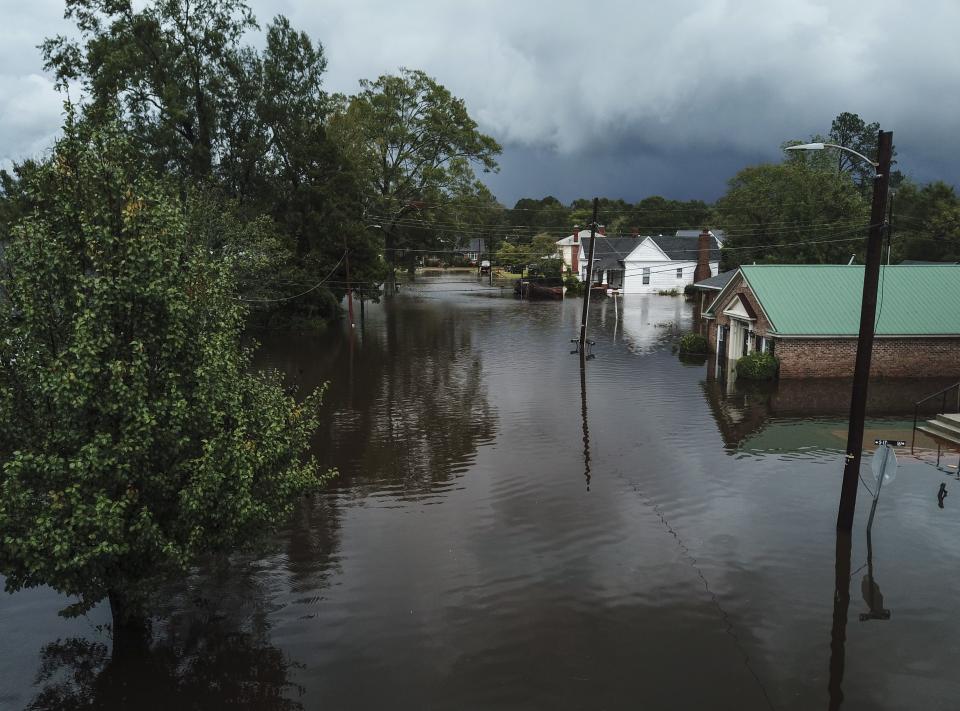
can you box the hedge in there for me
[736,351,779,380]
[678,333,708,354]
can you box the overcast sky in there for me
[2,0,959,205]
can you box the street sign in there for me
[874,439,906,447]
[871,445,898,485]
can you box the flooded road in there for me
[3,274,960,710]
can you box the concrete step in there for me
[932,414,960,437]
[918,422,960,448]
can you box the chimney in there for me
[632,226,639,238]
[571,225,580,275]
[694,228,712,282]
[598,225,606,236]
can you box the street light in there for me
[786,131,894,531]
[785,142,879,168]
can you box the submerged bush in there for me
[657,288,680,296]
[678,333,709,354]
[736,351,779,380]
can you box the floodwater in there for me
[3,274,960,710]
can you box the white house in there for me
[555,226,588,275]
[558,228,722,293]
[620,231,721,294]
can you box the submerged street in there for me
[3,274,959,710]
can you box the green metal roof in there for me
[728,265,960,336]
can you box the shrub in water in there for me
[736,352,779,380]
[678,333,708,354]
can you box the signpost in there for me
[867,442,898,534]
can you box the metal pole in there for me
[837,130,894,532]
[344,243,355,329]
[866,445,889,534]
[578,198,600,351]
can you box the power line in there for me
[238,252,346,303]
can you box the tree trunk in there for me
[108,590,151,660]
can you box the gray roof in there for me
[649,234,722,261]
[676,229,725,242]
[459,238,486,254]
[692,269,736,291]
[581,236,643,271]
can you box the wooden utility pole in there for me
[837,130,894,531]
[344,242,355,328]
[578,198,600,351]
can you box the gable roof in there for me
[676,229,725,243]
[692,269,736,291]
[708,265,960,336]
[581,236,644,271]
[645,234,722,261]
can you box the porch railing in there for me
[911,381,960,453]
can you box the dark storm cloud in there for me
[4,0,960,202]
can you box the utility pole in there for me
[837,130,894,531]
[344,241,355,328]
[578,198,599,351]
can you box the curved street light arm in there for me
[821,143,880,169]
[786,142,879,170]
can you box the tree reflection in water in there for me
[27,579,304,710]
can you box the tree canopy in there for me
[329,68,502,278]
[0,118,330,641]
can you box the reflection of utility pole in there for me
[828,531,852,711]
[859,527,891,621]
[579,351,591,492]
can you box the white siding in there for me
[622,260,719,294]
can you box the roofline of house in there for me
[770,332,960,339]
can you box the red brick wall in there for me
[707,278,773,350]
[775,337,960,379]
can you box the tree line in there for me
[482,112,960,272]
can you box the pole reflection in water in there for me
[580,351,591,492]
[829,530,852,711]
[860,528,891,622]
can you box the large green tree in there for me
[716,151,869,268]
[329,68,501,282]
[892,180,960,262]
[0,118,330,650]
[41,1,379,323]
[42,0,256,181]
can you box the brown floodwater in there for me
[3,274,960,710]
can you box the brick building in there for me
[703,265,960,379]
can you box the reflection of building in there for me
[702,376,955,451]
[704,265,960,379]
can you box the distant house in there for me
[704,264,960,379]
[690,269,737,335]
[556,227,722,292]
[555,227,587,274]
[619,231,721,294]
[578,233,644,289]
[457,238,486,262]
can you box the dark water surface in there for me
[3,275,960,710]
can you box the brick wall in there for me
[775,337,960,379]
[707,277,773,350]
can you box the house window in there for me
[756,334,764,352]
[643,267,650,285]
[676,267,683,279]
